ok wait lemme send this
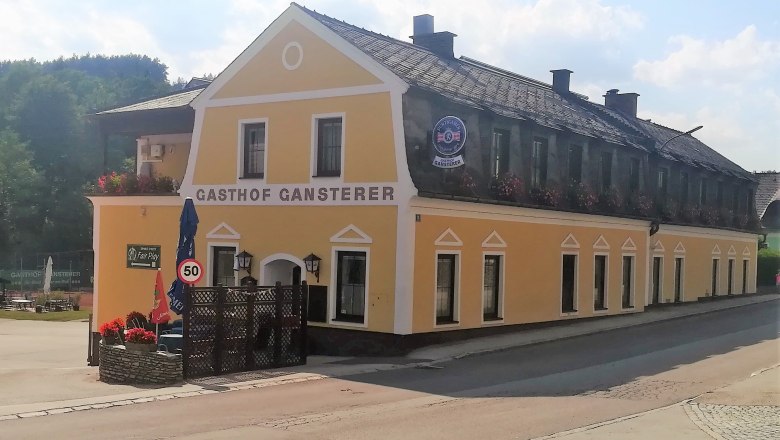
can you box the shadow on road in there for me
[338,301,780,399]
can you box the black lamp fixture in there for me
[234,250,253,274]
[303,253,321,282]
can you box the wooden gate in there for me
[182,281,308,378]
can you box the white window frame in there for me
[711,257,720,296]
[237,117,268,180]
[329,245,370,328]
[434,250,461,328]
[727,257,736,295]
[560,250,579,317]
[481,251,505,324]
[620,253,636,310]
[311,112,346,181]
[674,256,685,302]
[206,242,239,287]
[651,254,664,305]
[593,252,609,314]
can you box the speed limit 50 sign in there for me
[177,258,204,285]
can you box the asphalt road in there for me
[3,301,778,439]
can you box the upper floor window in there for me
[629,158,641,193]
[680,172,689,204]
[568,144,583,183]
[531,137,548,187]
[700,178,707,205]
[600,152,612,192]
[657,167,668,197]
[490,129,510,178]
[242,123,266,178]
[316,117,342,177]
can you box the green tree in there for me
[0,130,44,265]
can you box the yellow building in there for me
[90,4,760,355]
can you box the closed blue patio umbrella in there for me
[167,197,199,315]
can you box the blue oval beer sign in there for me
[432,116,466,168]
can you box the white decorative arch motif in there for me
[561,233,580,249]
[674,242,686,254]
[712,244,721,255]
[435,228,463,246]
[482,230,507,248]
[622,237,637,251]
[330,224,372,244]
[206,222,241,239]
[728,245,736,256]
[259,253,306,286]
[593,235,610,250]
[653,240,665,252]
[743,246,751,256]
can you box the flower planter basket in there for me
[125,342,157,352]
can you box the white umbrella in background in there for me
[43,256,53,296]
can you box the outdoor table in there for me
[11,299,32,310]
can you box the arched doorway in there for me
[260,254,305,285]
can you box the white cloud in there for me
[639,106,774,172]
[633,25,780,88]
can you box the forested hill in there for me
[0,54,180,267]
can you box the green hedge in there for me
[757,248,780,286]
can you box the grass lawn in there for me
[0,308,91,321]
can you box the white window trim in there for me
[674,257,686,302]
[481,251,505,325]
[593,252,609,314]
[711,257,721,296]
[206,242,239,288]
[560,250,579,317]
[237,117,268,181]
[311,112,346,181]
[329,245,370,328]
[741,258,749,294]
[434,250,461,328]
[727,257,736,295]
[621,253,637,310]
[651,255,664,305]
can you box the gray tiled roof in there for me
[302,5,752,180]
[95,86,205,115]
[756,172,780,218]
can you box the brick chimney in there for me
[411,14,457,58]
[550,69,572,93]
[604,89,639,118]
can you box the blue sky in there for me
[1,0,777,172]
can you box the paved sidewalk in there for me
[1,293,776,422]
[409,293,779,362]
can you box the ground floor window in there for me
[483,255,501,320]
[621,255,634,309]
[561,254,577,313]
[436,254,457,324]
[212,246,236,287]
[652,256,662,304]
[727,259,735,295]
[594,255,607,310]
[742,259,748,293]
[711,258,719,296]
[674,257,684,302]
[335,251,366,323]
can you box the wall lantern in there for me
[234,250,253,274]
[303,253,321,282]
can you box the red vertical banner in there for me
[151,269,171,324]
